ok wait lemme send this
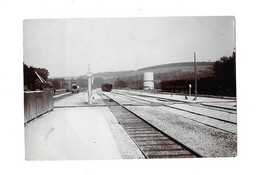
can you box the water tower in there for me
[143,72,154,90]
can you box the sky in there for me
[23,17,235,77]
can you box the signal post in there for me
[87,64,93,105]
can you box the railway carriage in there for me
[101,83,113,92]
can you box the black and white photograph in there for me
[23,17,236,160]
[2,0,260,174]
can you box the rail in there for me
[99,91,202,158]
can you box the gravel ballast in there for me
[124,105,237,157]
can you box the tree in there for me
[34,67,49,81]
[23,62,50,91]
[92,77,104,89]
[24,63,37,90]
[213,50,236,78]
[114,78,127,88]
[49,79,62,89]
[213,50,236,95]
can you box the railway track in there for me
[111,90,237,121]
[107,90,237,134]
[114,90,237,112]
[98,91,202,159]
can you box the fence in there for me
[24,91,53,123]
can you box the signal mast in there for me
[87,64,93,104]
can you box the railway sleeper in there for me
[118,119,143,122]
[136,140,174,146]
[141,144,183,151]
[120,122,146,125]
[125,128,155,132]
[130,133,164,137]
[123,124,151,128]
[123,125,152,129]
[133,136,169,141]
[111,113,137,118]
[148,154,196,159]
[143,147,185,152]
[127,131,160,135]
[129,132,163,135]
[117,119,144,123]
[118,117,143,120]
[117,119,145,123]
[146,149,192,157]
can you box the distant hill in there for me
[138,62,214,71]
[49,76,80,80]
[88,70,136,79]
[91,61,214,81]
[51,61,214,82]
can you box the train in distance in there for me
[71,83,80,93]
[101,83,113,92]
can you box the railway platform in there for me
[25,90,145,160]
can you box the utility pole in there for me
[87,64,93,104]
[194,52,197,100]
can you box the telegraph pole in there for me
[194,52,197,100]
